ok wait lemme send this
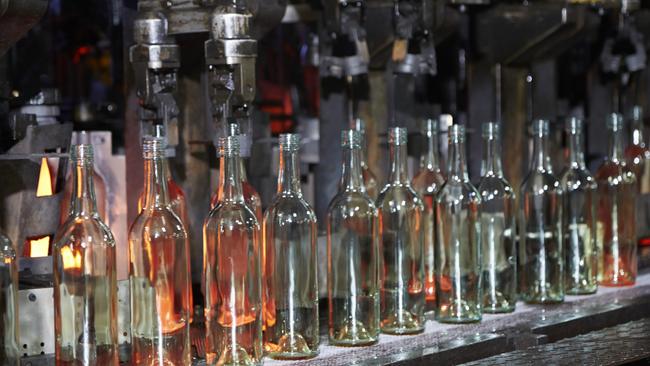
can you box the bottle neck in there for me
[143,155,170,209]
[359,132,370,169]
[448,138,469,181]
[340,147,365,191]
[277,150,302,194]
[481,135,503,177]
[421,129,440,172]
[608,128,625,163]
[568,130,587,169]
[240,158,248,182]
[70,161,98,216]
[531,133,551,172]
[218,153,244,202]
[389,143,409,183]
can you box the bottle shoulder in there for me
[477,176,515,202]
[412,170,445,195]
[129,208,186,239]
[376,183,424,210]
[54,214,116,249]
[560,167,597,190]
[437,179,482,204]
[206,201,260,228]
[521,170,562,192]
[328,190,377,216]
[265,194,317,224]
[595,161,637,185]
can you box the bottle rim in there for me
[70,144,94,164]
[142,137,166,158]
[606,113,624,131]
[279,133,300,151]
[565,117,583,134]
[218,135,240,156]
[531,119,550,135]
[481,121,500,139]
[449,124,465,142]
[388,127,407,145]
[341,129,362,149]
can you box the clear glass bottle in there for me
[519,119,564,304]
[352,118,379,200]
[53,144,118,365]
[263,134,319,359]
[412,118,445,315]
[624,106,650,192]
[560,118,598,295]
[435,124,482,322]
[377,127,425,334]
[137,137,194,324]
[129,137,192,365]
[327,130,380,347]
[478,122,516,313]
[203,136,263,365]
[596,113,637,286]
[0,232,19,365]
[211,124,263,221]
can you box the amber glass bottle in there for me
[203,136,263,365]
[129,137,192,365]
[53,144,118,365]
[377,127,425,334]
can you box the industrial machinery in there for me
[2,0,650,364]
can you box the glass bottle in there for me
[596,113,637,286]
[377,127,425,334]
[624,106,650,193]
[411,118,445,316]
[435,124,482,322]
[210,123,263,223]
[203,136,263,365]
[519,119,564,304]
[129,137,192,365]
[53,144,118,365]
[137,136,194,324]
[327,130,380,347]
[352,118,379,200]
[560,118,598,295]
[0,232,19,365]
[263,134,319,359]
[478,122,516,313]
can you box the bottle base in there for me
[266,333,318,360]
[523,297,564,305]
[267,351,319,360]
[482,306,515,314]
[599,280,635,287]
[381,310,424,335]
[329,337,379,347]
[565,287,598,295]
[436,316,481,324]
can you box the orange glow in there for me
[27,158,54,257]
[36,158,53,197]
[61,246,82,270]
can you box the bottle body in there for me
[377,127,425,334]
[327,130,380,346]
[519,120,564,304]
[0,234,20,365]
[412,118,445,315]
[129,139,192,365]
[203,137,263,366]
[478,175,516,312]
[263,134,319,359]
[435,125,482,322]
[53,145,118,365]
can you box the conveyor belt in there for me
[463,318,650,366]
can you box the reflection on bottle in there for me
[596,113,637,287]
[478,122,516,313]
[436,124,482,323]
[377,127,425,335]
[263,134,319,359]
[327,130,380,346]
[53,144,118,365]
[129,137,192,365]
[519,120,564,304]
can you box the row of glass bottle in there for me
[0,108,641,365]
